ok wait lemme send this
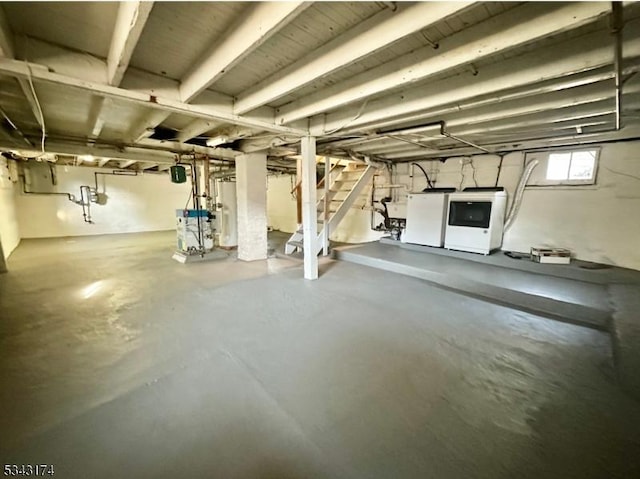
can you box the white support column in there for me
[322,156,330,256]
[0,236,7,273]
[301,136,318,280]
[236,152,267,261]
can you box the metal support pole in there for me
[323,155,330,256]
[301,136,318,280]
[611,2,624,131]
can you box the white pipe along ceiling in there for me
[0,1,638,167]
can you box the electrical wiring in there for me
[411,162,434,189]
[323,99,370,135]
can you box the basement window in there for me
[526,148,599,186]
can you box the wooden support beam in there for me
[180,1,308,103]
[235,1,472,114]
[176,119,223,143]
[89,1,153,140]
[107,1,154,86]
[279,2,613,125]
[313,24,640,134]
[131,2,307,144]
[0,58,307,137]
[120,160,137,169]
[0,5,14,58]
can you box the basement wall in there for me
[15,165,191,238]
[391,141,640,271]
[266,173,384,243]
[267,141,640,271]
[0,157,20,259]
[267,174,297,233]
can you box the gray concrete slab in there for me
[1,232,640,478]
[381,237,640,285]
[335,242,612,331]
[610,284,640,401]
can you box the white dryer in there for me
[444,189,507,255]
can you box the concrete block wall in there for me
[236,153,267,261]
[394,142,640,271]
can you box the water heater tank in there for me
[218,180,237,247]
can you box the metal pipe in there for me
[94,169,137,191]
[611,2,624,131]
[339,65,640,137]
[381,120,491,154]
[387,134,433,150]
[203,159,211,199]
[442,131,491,154]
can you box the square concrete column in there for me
[235,152,267,261]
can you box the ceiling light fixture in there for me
[206,135,230,147]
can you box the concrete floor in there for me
[1,231,640,478]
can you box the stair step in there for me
[288,240,303,248]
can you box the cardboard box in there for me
[531,247,571,264]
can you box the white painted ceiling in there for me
[0,1,639,170]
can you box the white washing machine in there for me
[444,190,507,255]
[403,189,455,247]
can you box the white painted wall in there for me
[266,141,640,270]
[267,174,297,233]
[0,157,21,259]
[391,141,640,270]
[266,172,385,243]
[15,165,191,238]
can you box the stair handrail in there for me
[289,159,343,194]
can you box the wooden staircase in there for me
[285,162,376,255]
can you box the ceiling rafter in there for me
[382,123,640,161]
[176,119,224,143]
[312,24,640,136]
[107,1,154,86]
[0,6,45,132]
[0,58,307,137]
[233,1,473,115]
[279,2,613,126]
[180,1,309,102]
[127,1,309,144]
[120,159,137,168]
[0,5,13,57]
[322,80,640,153]
[88,1,154,141]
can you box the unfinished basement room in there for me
[1,1,640,478]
